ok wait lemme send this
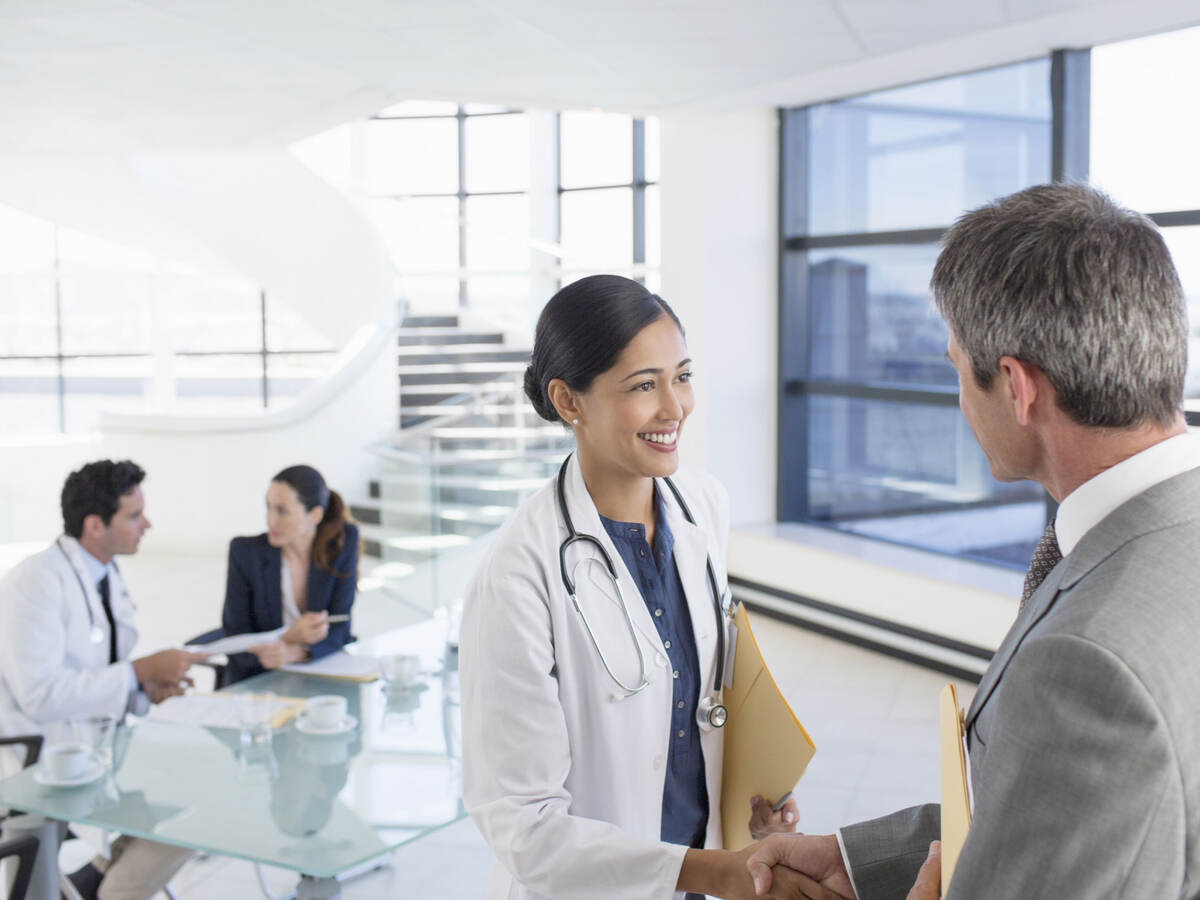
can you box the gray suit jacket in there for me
[840,467,1200,899]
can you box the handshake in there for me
[692,797,942,900]
[729,833,941,900]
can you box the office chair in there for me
[0,834,38,900]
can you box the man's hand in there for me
[750,793,800,839]
[282,611,328,645]
[132,649,208,687]
[905,842,940,900]
[248,640,307,669]
[144,680,189,704]
[746,834,855,898]
[679,846,849,900]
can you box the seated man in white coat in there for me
[0,459,207,900]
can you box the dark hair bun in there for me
[524,363,560,422]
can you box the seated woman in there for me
[221,464,359,684]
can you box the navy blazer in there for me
[220,524,358,684]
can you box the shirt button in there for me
[654,609,663,617]
[677,700,685,709]
[673,670,679,679]
[664,640,672,649]
[639,549,645,557]
[677,729,686,738]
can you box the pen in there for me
[771,791,793,812]
[325,614,350,623]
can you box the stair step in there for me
[430,425,565,440]
[374,472,550,492]
[400,403,534,417]
[396,348,530,365]
[349,502,381,525]
[400,382,505,396]
[397,330,504,346]
[401,315,458,328]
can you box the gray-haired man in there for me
[747,184,1200,899]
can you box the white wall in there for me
[659,108,779,527]
[0,434,104,544]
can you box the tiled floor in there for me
[10,542,981,898]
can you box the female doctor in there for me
[460,276,804,900]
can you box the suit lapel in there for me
[261,541,284,629]
[964,561,1068,728]
[966,466,1200,729]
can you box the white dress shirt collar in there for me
[1056,432,1200,557]
[75,541,113,586]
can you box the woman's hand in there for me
[248,640,307,669]
[283,611,329,645]
[679,846,847,900]
[750,794,800,839]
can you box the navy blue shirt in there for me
[600,486,709,849]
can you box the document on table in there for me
[720,602,816,850]
[146,693,306,730]
[184,627,286,656]
[281,650,381,682]
[940,683,973,895]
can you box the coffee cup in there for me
[382,654,422,689]
[43,743,92,781]
[305,695,347,729]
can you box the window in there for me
[780,59,1053,567]
[1091,25,1200,403]
[558,111,660,292]
[0,204,336,433]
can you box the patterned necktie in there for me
[1020,521,1062,610]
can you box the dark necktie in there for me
[1020,521,1062,610]
[97,573,118,664]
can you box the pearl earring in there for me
[572,419,580,425]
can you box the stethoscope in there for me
[56,537,112,646]
[556,455,732,731]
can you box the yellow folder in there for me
[940,683,972,894]
[720,602,816,850]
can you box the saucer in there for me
[294,713,357,736]
[34,759,106,788]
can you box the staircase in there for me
[352,314,573,609]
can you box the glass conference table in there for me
[0,619,464,899]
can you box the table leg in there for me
[1,814,62,900]
[296,874,341,899]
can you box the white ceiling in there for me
[0,0,1198,152]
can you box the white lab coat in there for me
[0,536,145,781]
[461,456,731,900]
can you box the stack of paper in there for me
[147,693,306,730]
[720,603,816,850]
[281,650,381,682]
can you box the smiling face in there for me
[266,480,323,550]
[570,315,694,481]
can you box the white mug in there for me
[305,695,347,729]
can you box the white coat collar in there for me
[561,455,720,680]
[562,454,662,655]
[55,535,124,608]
